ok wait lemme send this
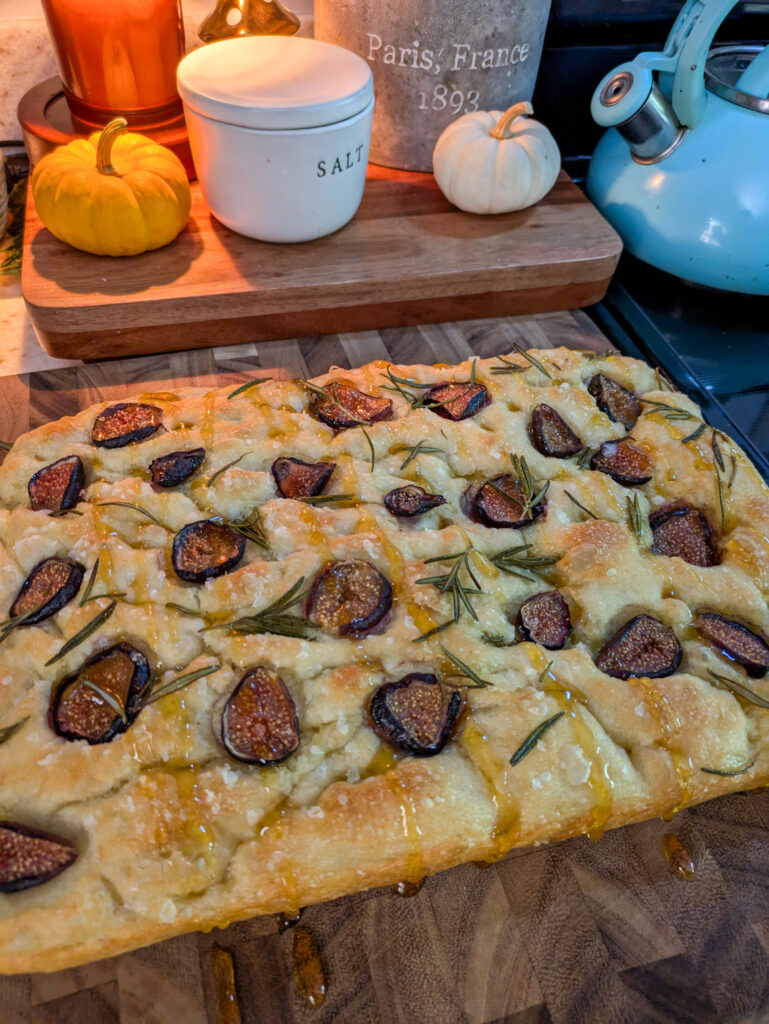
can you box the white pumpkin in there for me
[432,102,561,215]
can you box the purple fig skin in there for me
[28,455,85,512]
[590,438,653,487]
[384,485,446,518]
[91,403,163,449]
[474,476,546,529]
[221,667,300,765]
[517,591,571,650]
[172,521,246,583]
[314,382,393,430]
[695,613,769,678]
[587,374,641,431]
[9,558,85,625]
[307,559,393,637]
[423,382,489,421]
[529,404,583,459]
[271,457,336,499]
[595,614,681,680]
[149,449,205,488]
[368,673,466,756]
[649,503,719,567]
[0,821,78,893]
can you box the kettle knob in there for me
[592,62,684,164]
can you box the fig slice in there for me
[307,559,393,636]
[50,642,152,745]
[28,455,85,513]
[0,821,78,893]
[590,438,653,487]
[149,448,205,488]
[650,503,719,567]
[474,475,546,529]
[172,520,246,583]
[529,404,583,459]
[595,614,681,680]
[314,381,393,430]
[384,485,446,518]
[368,673,466,756]
[517,590,571,650]
[271,457,336,499]
[423,382,489,421]
[9,558,85,625]
[91,403,163,449]
[587,374,641,431]
[695,613,769,678]
[221,667,300,765]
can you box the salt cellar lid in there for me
[177,35,374,131]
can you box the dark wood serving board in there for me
[20,167,622,361]
[2,312,769,1024]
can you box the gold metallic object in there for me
[198,0,300,42]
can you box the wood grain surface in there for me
[20,167,622,360]
[2,312,769,1024]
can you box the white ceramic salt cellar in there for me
[177,36,374,243]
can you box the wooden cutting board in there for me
[20,167,622,361]
[2,312,769,1024]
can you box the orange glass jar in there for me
[40,0,185,130]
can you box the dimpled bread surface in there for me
[0,347,768,973]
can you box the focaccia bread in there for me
[1,347,769,974]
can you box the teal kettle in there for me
[587,0,769,295]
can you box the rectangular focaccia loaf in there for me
[1,346,769,974]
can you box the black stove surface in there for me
[590,254,769,481]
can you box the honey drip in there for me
[200,392,218,449]
[633,677,694,813]
[386,772,424,884]
[529,646,614,840]
[253,799,301,916]
[662,832,695,881]
[291,926,326,1009]
[360,744,399,781]
[461,718,520,860]
[212,944,242,1024]
[279,909,303,930]
[392,879,425,897]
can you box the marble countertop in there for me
[0,273,80,378]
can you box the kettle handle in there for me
[667,0,740,127]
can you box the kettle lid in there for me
[705,45,769,114]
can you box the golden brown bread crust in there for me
[1,347,769,973]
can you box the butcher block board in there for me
[20,166,622,361]
[3,312,769,1024]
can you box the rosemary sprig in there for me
[81,591,125,606]
[412,620,453,644]
[415,549,482,631]
[142,664,221,707]
[509,454,550,519]
[641,399,698,423]
[510,712,564,766]
[564,489,598,520]
[0,716,29,746]
[300,493,357,507]
[538,661,554,683]
[708,669,769,709]
[0,441,12,451]
[96,502,165,528]
[439,644,491,689]
[44,600,118,666]
[728,454,737,489]
[489,543,559,581]
[654,367,676,392]
[586,349,615,360]
[398,440,444,471]
[576,445,597,470]
[491,345,552,379]
[215,577,316,640]
[361,426,375,473]
[481,633,516,648]
[627,493,648,544]
[379,366,434,407]
[207,451,252,487]
[50,509,83,518]
[79,560,100,606]
[701,762,755,777]
[682,422,707,444]
[227,377,272,400]
[711,430,728,533]
[711,430,726,473]
[230,507,270,553]
[0,605,45,646]
[80,679,126,722]
[166,603,202,617]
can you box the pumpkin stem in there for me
[489,102,534,141]
[96,117,128,175]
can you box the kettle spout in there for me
[591,64,684,164]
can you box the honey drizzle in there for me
[528,646,614,839]
[200,392,218,449]
[662,832,695,881]
[354,510,405,595]
[386,772,424,884]
[461,718,520,860]
[172,763,216,864]
[212,944,243,1024]
[633,677,694,813]
[392,879,425,897]
[291,925,326,1008]
[253,799,301,916]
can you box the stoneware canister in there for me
[177,36,374,243]
[315,0,552,171]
